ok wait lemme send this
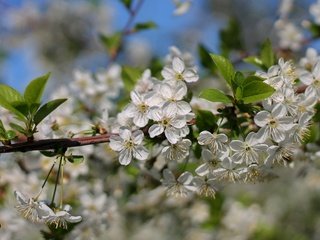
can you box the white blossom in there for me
[109,127,149,165]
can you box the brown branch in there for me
[0,134,111,154]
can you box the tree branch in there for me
[0,134,111,154]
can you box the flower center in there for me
[175,73,184,81]
[269,118,278,128]
[162,118,170,126]
[138,103,148,113]
[124,140,134,149]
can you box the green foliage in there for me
[244,39,276,70]
[260,39,276,68]
[219,17,244,56]
[66,155,85,164]
[199,88,232,104]
[121,66,142,92]
[239,81,275,104]
[120,0,133,10]
[0,74,67,140]
[133,21,157,32]
[24,73,50,104]
[34,98,67,125]
[195,110,218,132]
[99,32,122,57]
[198,44,216,73]
[210,54,235,88]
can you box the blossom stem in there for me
[51,156,63,207]
[60,158,64,209]
[35,160,56,200]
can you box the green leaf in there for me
[0,84,24,103]
[219,17,243,56]
[5,130,16,140]
[199,88,233,104]
[34,98,67,125]
[133,21,157,32]
[24,73,50,104]
[9,122,27,135]
[66,155,84,164]
[0,97,26,121]
[260,39,275,68]
[243,56,264,69]
[121,66,142,92]
[195,110,218,132]
[210,54,235,87]
[232,71,245,88]
[11,101,30,117]
[40,151,58,157]
[120,0,132,10]
[99,32,122,57]
[0,120,5,133]
[241,81,275,104]
[198,44,216,72]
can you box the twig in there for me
[0,134,111,154]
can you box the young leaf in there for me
[121,66,142,92]
[24,73,50,104]
[219,17,244,56]
[0,97,26,121]
[34,98,67,125]
[210,54,235,87]
[199,88,233,104]
[260,39,275,68]
[133,21,157,32]
[9,122,27,135]
[243,56,264,69]
[120,0,132,10]
[0,84,24,103]
[198,44,216,72]
[5,130,16,140]
[99,32,122,57]
[40,151,58,157]
[195,110,218,132]
[67,155,84,164]
[232,71,245,88]
[241,81,275,104]
[11,101,30,117]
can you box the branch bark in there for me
[0,134,111,154]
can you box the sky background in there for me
[0,0,315,92]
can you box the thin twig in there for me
[0,133,111,154]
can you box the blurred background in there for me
[1,0,320,239]
[0,0,315,90]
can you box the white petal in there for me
[133,146,149,160]
[183,70,199,82]
[176,101,191,115]
[109,136,124,151]
[130,91,143,105]
[133,113,149,127]
[229,140,244,151]
[198,131,213,145]
[177,171,193,184]
[170,116,186,128]
[165,127,180,144]
[195,164,209,176]
[132,130,144,144]
[14,191,28,205]
[149,124,164,138]
[272,104,287,117]
[119,128,132,140]
[173,57,185,73]
[119,149,133,165]
[254,111,270,127]
[162,67,175,80]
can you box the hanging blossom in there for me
[195,149,228,177]
[230,132,268,165]
[300,60,320,97]
[162,57,199,87]
[197,131,228,154]
[162,169,196,197]
[123,90,161,128]
[148,106,189,144]
[109,127,149,165]
[158,82,191,115]
[254,103,294,143]
[161,139,192,161]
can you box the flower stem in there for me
[59,158,64,209]
[35,160,56,200]
[51,156,62,207]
